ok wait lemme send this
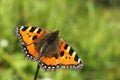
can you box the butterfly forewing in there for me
[16,26,45,61]
[58,40,83,69]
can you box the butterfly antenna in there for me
[34,64,40,80]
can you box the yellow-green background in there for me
[0,0,120,80]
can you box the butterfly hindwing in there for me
[38,39,83,70]
[16,26,45,45]
[39,56,61,71]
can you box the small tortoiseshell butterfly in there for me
[15,26,83,71]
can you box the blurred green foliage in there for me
[0,0,120,80]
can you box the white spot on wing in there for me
[20,26,24,29]
[27,55,29,57]
[48,66,51,69]
[44,66,47,68]
[25,51,28,54]
[52,66,55,69]
[78,59,81,63]
[41,63,44,65]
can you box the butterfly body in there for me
[35,30,60,61]
[16,26,83,71]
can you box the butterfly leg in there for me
[34,64,40,80]
[37,47,46,62]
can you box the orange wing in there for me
[16,26,45,61]
[39,56,61,71]
[16,26,45,45]
[38,40,83,71]
[58,41,83,69]
[16,26,83,71]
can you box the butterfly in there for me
[15,26,83,71]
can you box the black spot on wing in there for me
[80,60,82,64]
[22,27,28,31]
[37,29,42,34]
[64,44,68,50]
[69,47,74,56]
[69,57,70,59]
[29,27,37,32]
[65,56,67,59]
[74,54,79,62]
[60,51,64,57]
[32,35,37,40]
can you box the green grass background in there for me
[0,0,120,80]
